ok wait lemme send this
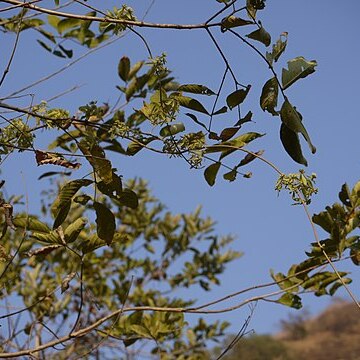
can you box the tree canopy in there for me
[0,1,359,358]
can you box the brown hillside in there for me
[219,299,360,360]
[280,300,360,360]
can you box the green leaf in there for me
[246,26,271,47]
[277,293,302,309]
[282,56,317,90]
[350,248,360,266]
[52,50,66,58]
[144,243,155,254]
[123,338,139,348]
[312,211,333,234]
[238,150,264,167]
[204,162,221,186]
[53,202,71,229]
[51,179,93,218]
[226,87,250,110]
[47,15,60,29]
[160,123,185,137]
[31,230,60,244]
[220,132,264,160]
[38,171,71,180]
[128,61,144,80]
[73,194,92,205]
[206,132,263,159]
[118,56,130,81]
[223,169,237,182]
[219,127,241,141]
[339,183,352,207]
[37,40,52,53]
[302,272,329,290]
[125,79,138,101]
[266,32,288,65]
[12,217,50,233]
[118,189,139,209]
[329,280,351,295]
[212,106,228,116]
[221,16,253,32]
[351,181,360,208]
[93,202,115,245]
[79,140,113,184]
[77,234,107,254]
[127,310,143,329]
[177,96,209,115]
[260,77,278,115]
[184,113,207,130]
[97,173,122,198]
[178,84,215,96]
[235,111,253,127]
[64,217,87,243]
[280,123,308,166]
[280,99,316,154]
[57,18,81,34]
[246,0,266,18]
[246,0,257,19]
[58,44,73,58]
[208,131,221,140]
[23,19,45,28]
[129,325,151,339]
[37,28,56,43]
[126,137,157,156]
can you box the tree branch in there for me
[2,0,221,30]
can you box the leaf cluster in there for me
[0,179,239,356]
[272,181,360,308]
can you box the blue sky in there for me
[1,0,360,336]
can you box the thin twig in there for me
[227,28,286,99]
[73,277,134,359]
[0,282,302,358]
[70,259,85,333]
[1,0,221,30]
[2,35,123,100]
[215,303,256,360]
[0,5,24,88]
[205,27,242,87]
[209,67,228,131]
[205,0,239,25]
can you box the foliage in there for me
[270,180,360,309]
[1,179,238,357]
[0,0,359,358]
[216,334,294,360]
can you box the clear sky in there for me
[1,0,360,336]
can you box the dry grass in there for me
[220,299,360,360]
[281,299,360,360]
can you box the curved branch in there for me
[2,0,221,30]
[0,283,300,358]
